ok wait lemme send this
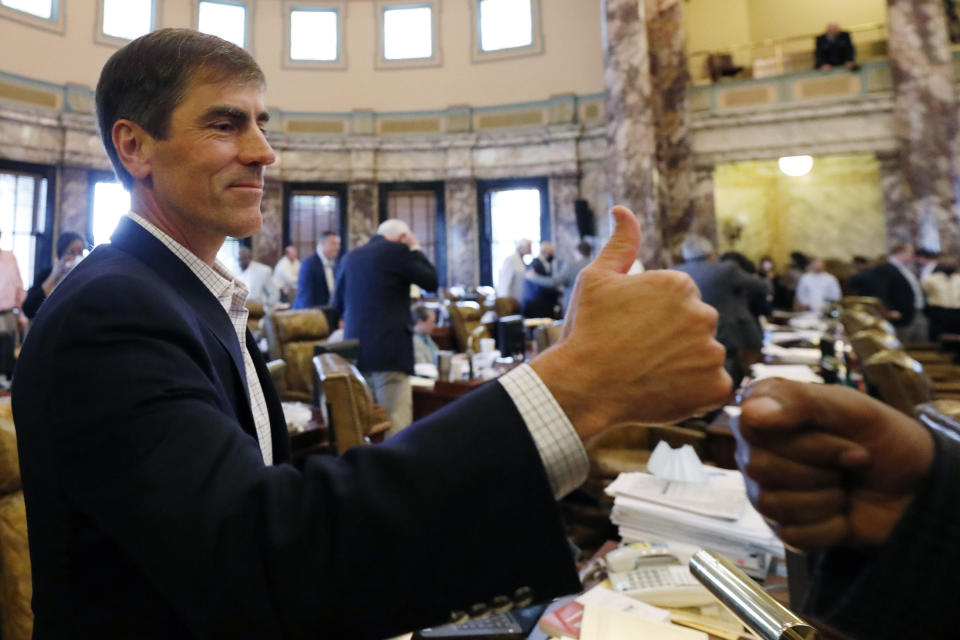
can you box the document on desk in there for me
[580,605,707,640]
[749,364,824,384]
[605,472,746,521]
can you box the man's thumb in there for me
[591,205,642,274]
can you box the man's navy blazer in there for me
[334,236,438,374]
[291,252,338,309]
[12,218,578,638]
[852,262,919,327]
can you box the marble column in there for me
[58,167,89,239]
[645,0,700,262]
[878,152,913,245]
[254,178,283,265]
[347,181,378,249]
[444,179,479,287]
[886,0,960,252]
[691,165,717,249]
[602,0,662,266]
[549,174,581,265]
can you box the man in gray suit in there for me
[671,235,769,384]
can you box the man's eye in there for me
[213,122,234,131]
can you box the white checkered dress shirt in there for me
[499,364,589,498]
[127,213,274,465]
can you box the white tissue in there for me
[646,441,708,484]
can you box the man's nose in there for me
[240,125,276,166]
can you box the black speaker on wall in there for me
[574,199,595,238]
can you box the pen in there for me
[661,481,670,495]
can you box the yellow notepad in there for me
[580,604,708,640]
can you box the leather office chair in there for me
[266,359,287,396]
[533,320,564,354]
[493,297,520,318]
[0,400,32,640]
[863,350,930,415]
[313,354,390,454]
[448,301,491,352]
[850,328,901,364]
[842,296,886,318]
[245,300,266,340]
[583,423,707,498]
[916,399,960,440]
[269,310,330,402]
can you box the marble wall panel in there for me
[444,179,479,287]
[58,166,89,239]
[887,0,960,252]
[714,156,888,269]
[579,161,611,241]
[692,166,717,248]
[646,0,698,262]
[879,152,913,245]
[549,175,582,265]
[255,179,284,266]
[347,181,378,249]
[691,97,897,165]
[603,0,662,266]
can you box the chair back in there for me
[842,308,895,337]
[534,320,564,353]
[313,353,389,454]
[265,359,287,394]
[586,423,706,480]
[245,300,265,338]
[863,349,932,415]
[850,328,901,363]
[916,400,960,442]
[493,297,520,318]
[841,295,886,318]
[269,310,330,402]
[448,301,490,352]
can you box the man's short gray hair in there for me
[377,219,411,241]
[681,234,714,261]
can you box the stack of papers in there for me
[606,468,784,572]
[749,363,823,384]
[761,343,821,365]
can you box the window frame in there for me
[95,0,160,48]
[193,0,254,52]
[86,170,130,248]
[282,181,348,261]
[378,181,446,286]
[374,0,442,70]
[0,158,57,286]
[282,0,347,70]
[476,177,550,287]
[0,0,64,33]
[470,0,543,64]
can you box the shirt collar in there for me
[126,211,247,302]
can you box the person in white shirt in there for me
[273,245,300,303]
[923,258,960,339]
[237,247,278,310]
[497,238,531,303]
[795,258,842,313]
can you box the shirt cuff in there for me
[498,364,589,499]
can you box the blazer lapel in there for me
[109,217,254,424]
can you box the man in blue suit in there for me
[291,231,340,309]
[12,28,732,639]
[334,219,437,434]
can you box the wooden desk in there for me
[412,378,489,420]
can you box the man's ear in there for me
[112,119,155,183]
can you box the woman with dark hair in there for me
[22,232,86,319]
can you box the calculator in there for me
[607,563,714,608]
[413,603,548,639]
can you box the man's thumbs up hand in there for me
[531,205,731,442]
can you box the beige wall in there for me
[714,154,888,269]
[0,0,606,113]
[686,0,750,53]
[746,0,886,42]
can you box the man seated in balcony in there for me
[815,22,857,71]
